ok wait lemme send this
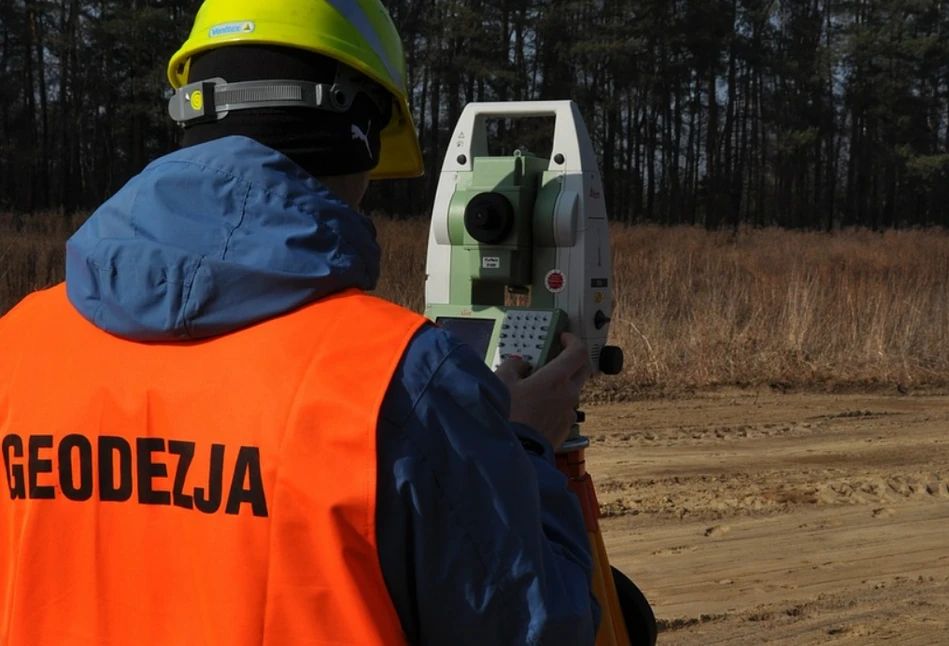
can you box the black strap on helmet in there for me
[168,65,389,127]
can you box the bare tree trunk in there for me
[723,0,739,230]
[23,0,38,213]
[706,68,719,230]
[688,74,702,227]
[0,10,11,211]
[29,3,50,210]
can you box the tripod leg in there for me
[590,528,631,646]
[558,447,655,646]
[611,566,657,646]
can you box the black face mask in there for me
[181,45,391,178]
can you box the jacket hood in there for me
[65,136,381,342]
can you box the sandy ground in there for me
[588,389,949,645]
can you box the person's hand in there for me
[494,333,595,451]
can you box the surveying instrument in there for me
[424,101,657,645]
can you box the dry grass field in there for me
[4,211,949,643]
[4,212,949,395]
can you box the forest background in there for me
[2,0,949,393]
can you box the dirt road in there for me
[589,390,949,645]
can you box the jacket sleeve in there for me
[376,325,600,646]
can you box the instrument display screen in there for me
[436,317,496,361]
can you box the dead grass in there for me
[605,225,949,397]
[0,211,75,316]
[4,212,949,396]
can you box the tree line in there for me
[2,0,949,230]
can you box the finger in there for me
[571,352,594,383]
[559,331,584,350]
[529,334,588,387]
[552,409,580,449]
[539,333,586,372]
[494,356,533,386]
[557,335,594,395]
[567,373,589,402]
[559,333,594,378]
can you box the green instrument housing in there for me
[444,151,549,306]
[425,149,574,372]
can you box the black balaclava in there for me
[181,45,392,178]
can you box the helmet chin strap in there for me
[168,64,389,127]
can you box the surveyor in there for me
[0,1,600,644]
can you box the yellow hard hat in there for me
[167,0,423,179]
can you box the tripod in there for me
[557,436,657,646]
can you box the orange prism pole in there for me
[557,442,632,646]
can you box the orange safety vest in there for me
[0,283,426,645]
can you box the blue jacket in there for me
[65,136,600,645]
